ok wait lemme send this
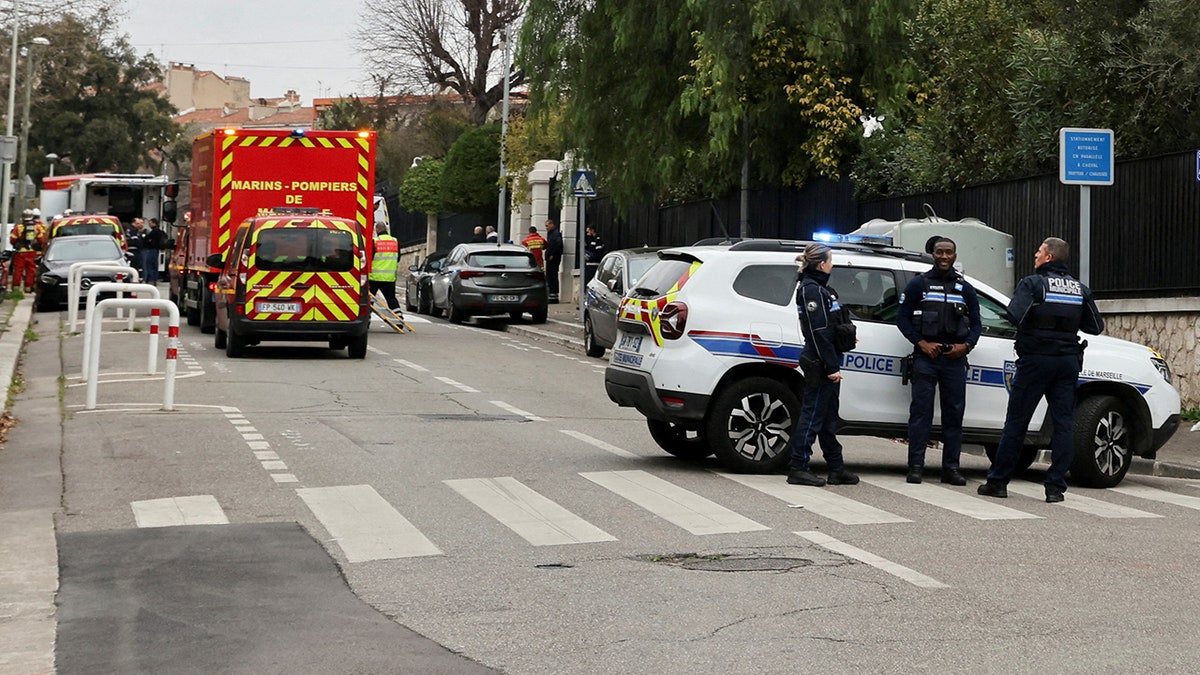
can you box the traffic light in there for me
[162,200,177,223]
[164,183,179,198]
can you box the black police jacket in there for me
[1007,261,1104,355]
[897,268,982,349]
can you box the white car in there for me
[604,237,1181,488]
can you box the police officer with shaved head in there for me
[978,237,1104,503]
[897,237,981,486]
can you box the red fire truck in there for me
[171,128,377,333]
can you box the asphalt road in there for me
[4,297,1200,673]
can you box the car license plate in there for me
[613,333,645,368]
[257,301,301,314]
[490,294,519,302]
[618,334,643,352]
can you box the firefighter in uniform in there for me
[368,222,401,311]
[897,237,981,486]
[9,209,47,293]
[521,225,547,270]
[978,237,1104,503]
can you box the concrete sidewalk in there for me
[505,299,1200,480]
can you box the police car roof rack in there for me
[725,237,931,262]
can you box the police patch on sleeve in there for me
[806,301,819,312]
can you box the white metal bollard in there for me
[81,282,161,377]
[67,262,139,333]
[85,298,180,411]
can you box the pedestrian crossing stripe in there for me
[860,476,1041,521]
[581,470,768,535]
[445,477,615,546]
[719,473,911,525]
[132,477,1200,567]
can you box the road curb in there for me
[505,323,584,352]
[1128,457,1200,480]
[0,297,34,412]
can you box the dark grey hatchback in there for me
[428,243,548,324]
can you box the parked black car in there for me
[405,251,447,314]
[428,243,548,324]
[35,235,132,312]
[583,247,665,357]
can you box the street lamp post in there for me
[495,27,511,243]
[13,36,49,215]
[1,0,22,227]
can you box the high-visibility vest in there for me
[369,234,399,281]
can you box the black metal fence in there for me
[583,150,1200,299]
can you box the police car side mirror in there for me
[206,253,225,269]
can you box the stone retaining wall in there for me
[1097,299,1200,410]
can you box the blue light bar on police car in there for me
[812,232,894,246]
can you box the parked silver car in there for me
[583,246,666,357]
[428,242,548,324]
[405,251,447,314]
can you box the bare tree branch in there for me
[357,0,525,125]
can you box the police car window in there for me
[627,259,693,297]
[977,292,1017,338]
[829,268,899,323]
[733,264,796,306]
[467,252,536,269]
[626,255,660,288]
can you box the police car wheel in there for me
[982,443,1039,472]
[1070,395,1133,488]
[705,376,798,473]
[646,420,712,459]
[584,315,605,358]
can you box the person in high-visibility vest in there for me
[521,225,547,270]
[9,210,47,293]
[368,222,401,311]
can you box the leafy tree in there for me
[357,0,525,126]
[502,106,567,204]
[438,124,500,213]
[23,9,180,177]
[519,0,916,206]
[398,158,446,214]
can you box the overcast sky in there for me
[122,0,367,105]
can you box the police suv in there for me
[604,237,1180,488]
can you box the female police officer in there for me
[786,242,860,487]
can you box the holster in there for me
[901,354,914,386]
[1078,339,1088,370]
[799,355,822,386]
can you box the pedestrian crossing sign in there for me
[572,170,597,197]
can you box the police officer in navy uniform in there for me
[786,242,860,487]
[978,237,1104,503]
[897,237,981,486]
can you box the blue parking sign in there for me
[1059,128,1114,185]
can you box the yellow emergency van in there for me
[209,209,370,358]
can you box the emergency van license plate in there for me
[258,301,301,314]
[489,294,519,302]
